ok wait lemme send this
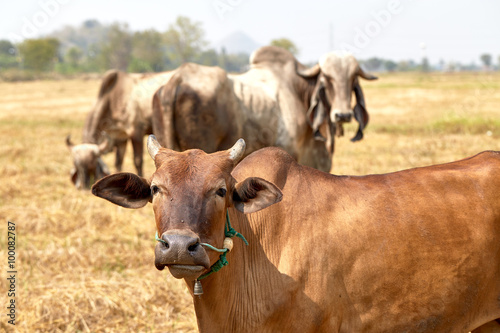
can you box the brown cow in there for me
[76,69,175,181]
[152,46,376,173]
[92,136,500,332]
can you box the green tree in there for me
[54,46,84,74]
[364,57,383,71]
[197,49,219,66]
[396,60,414,72]
[480,53,492,69]
[218,47,227,70]
[270,38,299,56]
[80,44,102,72]
[384,60,397,72]
[0,40,16,55]
[65,46,83,68]
[18,38,60,71]
[164,16,208,66]
[130,29,164,72]
[421,57,430,72]
[98,23,132,71]
[224,52,249,73]
[0,40,19,70]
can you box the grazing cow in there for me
[66,135,109,189]
[152,46,376,173]
[92,135,500,332]
[78,69,175,179]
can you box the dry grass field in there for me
[0,72,499,332]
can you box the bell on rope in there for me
[194,280,203,296]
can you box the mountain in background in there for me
[213,31,262,55]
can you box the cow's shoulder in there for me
[232,147,295,186]
[250,46,296,66]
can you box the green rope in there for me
[198,210,248,280]
[155,232,228,253]
[197,251,229,280]
[200,242,228,253]
[154,210,248,280]
[224,211,249,245]
[155,231,166,245]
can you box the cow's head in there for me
[92,136,282,281]
[66,135,110,190]
[298,51,377,146]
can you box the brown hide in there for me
[92,137,500,332]
[222,147,500,332]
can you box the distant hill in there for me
[213,31,262,55]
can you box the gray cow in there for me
[152,46,376,172]
[69,69,175,189]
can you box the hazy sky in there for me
[2,0,499,65]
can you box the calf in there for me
[66,135,109,189]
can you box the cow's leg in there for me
[131,132,144,177]
[115,139,127,172]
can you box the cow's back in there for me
[153,63,243,153]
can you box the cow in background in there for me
[151,64,242,154]
[68,69,175,189]
[66,135,109,190]
[152,46,376,172]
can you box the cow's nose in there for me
[334,112,352,123]
[154,233,202,270]
[160,233,200,252]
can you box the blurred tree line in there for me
[0,16,498,79]
[0,16,255,77]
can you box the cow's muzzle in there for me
[334,112,353,123]
[154,231,210,279]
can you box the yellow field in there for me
[0,72,499,332]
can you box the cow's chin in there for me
[167,265,206,280]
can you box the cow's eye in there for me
[151,185,160,195]
[216,188,226,197]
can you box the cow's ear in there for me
[92,173,151,209]
[233,177,282,213]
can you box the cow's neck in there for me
[292,75,317,111]
[187,217,266,332]
[187,210,324,333]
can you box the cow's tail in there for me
[152,74,181,151]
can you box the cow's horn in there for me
[358,67,378,80]
[228,139,246,162]
[297,63,321,78]
[147,135,162,160]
